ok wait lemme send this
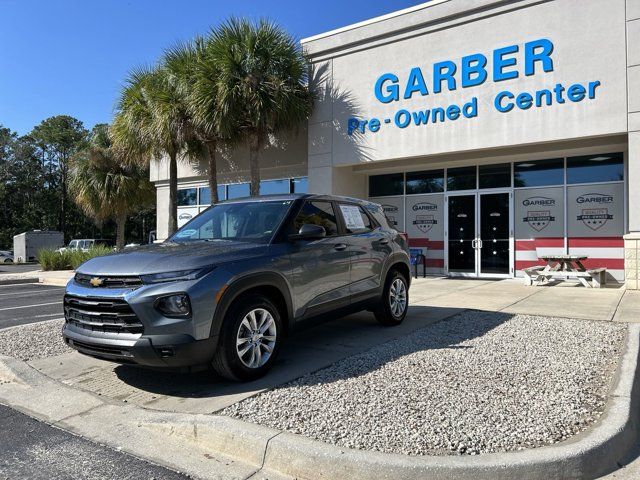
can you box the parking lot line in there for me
[0,301,61,312]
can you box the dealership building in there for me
[151,0,640,288]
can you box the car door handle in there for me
[333,243,347,251]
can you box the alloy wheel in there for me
[389,278,407,317]
[236,308,277,369]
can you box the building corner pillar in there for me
[625,2,640,289]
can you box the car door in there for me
[337,202,391,300]
[288,200,352,318]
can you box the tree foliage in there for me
[209,18,313,196]
[0,120,155,250]
[70,124,156,249]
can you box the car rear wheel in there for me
[374,270,408,326]
[211,294,282,381]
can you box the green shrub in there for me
[69,246,113,269]
[38,246,113,271]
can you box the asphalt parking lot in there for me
[0,283,65,330]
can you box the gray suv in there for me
[62,194,410,381]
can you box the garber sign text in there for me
[348,38,601,135]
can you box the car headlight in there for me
[140,266,214,284]
[154,294,191,317]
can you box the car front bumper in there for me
[61,272,226,369]
[62,322,217,368]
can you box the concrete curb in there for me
[0,278,39,286]
[0,325,638,480]
[39,277,71,287]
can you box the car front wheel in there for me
[374,270,409,326]
[211,294,282,381]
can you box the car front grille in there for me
[75,273,143,289]
[64,295,144,334]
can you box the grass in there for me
[38,246,113,271]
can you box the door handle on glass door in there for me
[334,243,347,251]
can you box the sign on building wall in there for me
[370,196,404,232]
[567,183,624,237]
[514,187,564,239]
[405,195,444,242]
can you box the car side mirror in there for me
[288,224,326,241]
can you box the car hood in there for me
[76,241,270,276]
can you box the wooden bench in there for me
[523,265,546,286]
[588,268,607,288]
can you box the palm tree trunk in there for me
[248,134,260,197]
[116,213,127,250]
[168,152,178,236]
[205,141,218,204]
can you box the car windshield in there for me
[168,200,293,244]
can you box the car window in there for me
[339,204,374,234]
[293,201,339,236]
[169,200,292,244]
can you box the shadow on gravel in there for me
[275,310,515,389]
[111,306,511,403]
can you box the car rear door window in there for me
[339,204,374,234]
[293,201,338,236]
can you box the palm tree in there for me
[209,18,314,196]
[70,124,155,249]
[112,66,196,236]
[163,38,227,204]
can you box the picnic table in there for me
[523,255,607,288]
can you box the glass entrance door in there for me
[447,194,476,274]
[479,192,510,275]
[447,191,512,277]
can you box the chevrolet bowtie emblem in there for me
[89,277,104,287]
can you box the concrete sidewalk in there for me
[0,269,73,286]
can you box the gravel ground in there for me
[0,319,69,361]
[223,312,626,456]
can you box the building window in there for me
[177,188,197,206]
[479,163,511,189]
[406,169,444,194]
[199,185,226,205]
[447,166,476,191]
[514,158,564,187]
[261,178,290,195]
[369,173,404,197]
[228,182,250,199]
[567,152,624,184]
[292,177,308,193]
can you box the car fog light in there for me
[155,294,191,317]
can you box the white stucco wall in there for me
[304,0,627,170]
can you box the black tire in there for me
[211,294,282,381]
[374,269,409,326]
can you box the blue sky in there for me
[0,0,423,135]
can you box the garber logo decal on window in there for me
[522,197,556,231]
[411,202,437,233]
[522,196,555,207]
[576,193,614,204]
[576,193,614,230]
[179,213,193,220]
[382,204,398,226]
[523,211,555,231]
